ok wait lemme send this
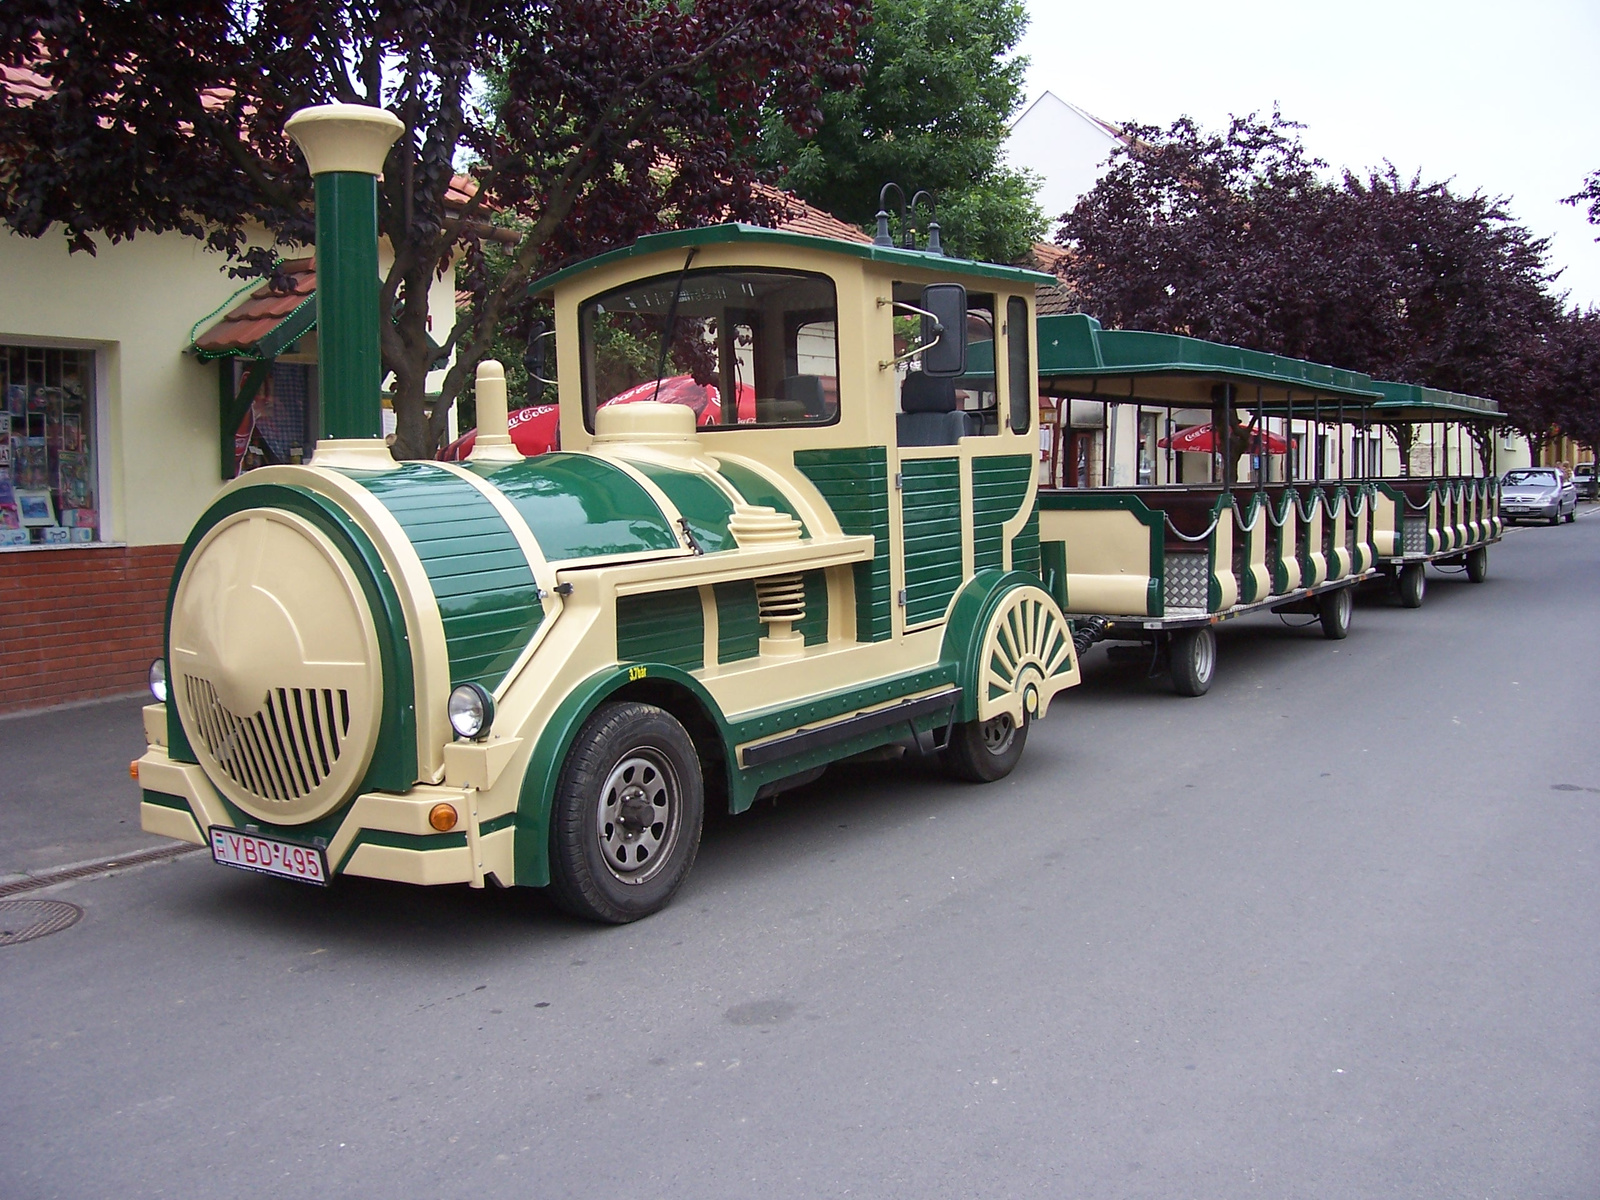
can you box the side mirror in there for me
[918,283,968,377]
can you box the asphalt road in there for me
[4,512,1598,1199]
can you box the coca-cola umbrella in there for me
[438,375,755,461]
[1158,423,1289,454]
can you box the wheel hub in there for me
[598,751,679,885]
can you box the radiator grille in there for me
[1165,553,1209,613]
[184,675,351,805]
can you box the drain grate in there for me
[0,899,84,945]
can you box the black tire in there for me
[1398,563,1426,609]
[1169,626,1216,697]
[1319,586,1353,639]
[1548,510,1560,526]
[1465,545,1488,583]
[942,712,1028,783]
[1564,507,1575,523]
[547,701,704,924]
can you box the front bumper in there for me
[137,745,514,887]
[1500,501,1558,520]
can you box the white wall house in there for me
[1004,91,1126,228]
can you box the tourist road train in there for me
[133,106,1504,921]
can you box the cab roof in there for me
[527,222,1057,298]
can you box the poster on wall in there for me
[5,385,24,420]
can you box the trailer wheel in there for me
[1398,563,1426,609]
[1465,545,1489,583]
[1319,586,1353,640]
[942,713,1028,783]
[1169,627,1216,697]
[547,701,704,924]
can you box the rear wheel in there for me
[547,702,704,924]
[1319,586,1352,639]
[1169,626,1216,697]
[1564,507,1575,523]
[942,713,1028,783]
[1398,563,1426,609]
[1465,545,1489,583]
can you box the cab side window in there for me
[1006,296,1031,434]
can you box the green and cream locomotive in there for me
[136,105,1079,921]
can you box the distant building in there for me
[1003,92,1127,228]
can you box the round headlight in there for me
[447,682,495,741]
[148,658,168,703]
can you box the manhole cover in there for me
[0,899,84,945]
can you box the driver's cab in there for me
[539,223,1054,648]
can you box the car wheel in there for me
[1465,545,1488,584]
[547,701,704,924]
[1398,563,1426,609]
[1564,507,1575,523]
[1548,509,1560,526]
[1169,627,1216,697]
[942,712,1029,783]
[1319,586,1352,639]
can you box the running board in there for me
[740,688,962,769]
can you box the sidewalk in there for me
[0,693,171,883]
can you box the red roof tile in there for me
[192,258,316,355]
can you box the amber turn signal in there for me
[129,760,140,781]
[428,803,459,832]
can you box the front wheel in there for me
[547,701,704,924]
[942,712,1029,783]
[1319,586,1352,639]
[1564,507,1576,523]
[1465,545,1489,583]
[1170,626,1216,697]
[1398,563,1426,609]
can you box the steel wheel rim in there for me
[597,748,680,885]
[1193,631,1216,683]
[980,714,1017,756]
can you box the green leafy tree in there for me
[759,0,1043,265]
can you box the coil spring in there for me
[755,573,806,623]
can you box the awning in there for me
[190,258,317,360]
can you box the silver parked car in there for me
[1500,467,1576,525]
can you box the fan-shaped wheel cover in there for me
[170,508,383,824]
[976,586,1075,724]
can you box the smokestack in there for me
[285,104,404,468]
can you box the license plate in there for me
[210,827,328,885]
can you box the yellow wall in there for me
[1,227,457,548]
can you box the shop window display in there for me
[0,345,99,547]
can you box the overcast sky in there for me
[1018,0,1600,310]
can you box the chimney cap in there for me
[286,104,404,177]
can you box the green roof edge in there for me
[1370,379,1502,420]
[527,223,1057,297]
[1031,314,1383,403]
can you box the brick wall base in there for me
[0,545,180,715]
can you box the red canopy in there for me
[1158,423,1289,454]
[438,375,756,461]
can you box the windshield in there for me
[578,268,839,432]
[1503,469,1558,487]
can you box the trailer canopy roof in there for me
[1365,380,1502,422]
[1025,314,1383,410]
